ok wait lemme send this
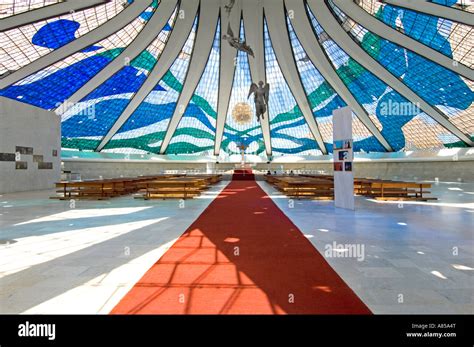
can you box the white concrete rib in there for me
[95,0,200,152]
[264,0,328,154]
[383,0,474,26]
[54,0,178,114]
[335,0,473,80]
[242,0,273,156]
[159,0,220,154]
[0,0,106,31]
[0,0,151,89]
[285,0,393,151]
[214,1,242,156]
[308,0,474,147]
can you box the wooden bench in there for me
[53,174,222,201]
[265,176,334,200]
[352,178,436,201]
[265,175,436,201]
[53,181,116,200]
[135,177,210,200]
[184,174,222,185]
[364,181,435,201]
[52,175,184,200]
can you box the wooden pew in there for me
[135,177,210,200]
[53,174,222,200]
[361,181,435,201]
[264,175,292,185]
[300,174,335,181]
[184,174,222,185]
[265,176,334,200]
[265,175,436,201]
[52,175,184,200]
[54,180,116,200]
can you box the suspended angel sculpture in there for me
[224,0,235,17]
[222,22,255,58]
[248,81,270,122]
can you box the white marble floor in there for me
[258,181,474,314]
[0,182,229,314]
[0,180,472,314]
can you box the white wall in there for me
[63,159,210,179]
[263,161,474,182]
[0,97,61,193]
[62,157,474,182]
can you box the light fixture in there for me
[232,102,252,125]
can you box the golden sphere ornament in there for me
[232,102,252,124]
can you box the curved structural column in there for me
[0,0,151,89]
[264,0,327,154]
[285,0,392,152]
[334,0,473,80]
[242,0,273,156]
[159,0,220,154]
[308,0,474,147]
[0,0,106,31]
[96,0,200,152]
[214,1,242,156]
[55,0,178,113]
[383,0,474,26]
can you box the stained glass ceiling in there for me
[0,0,473,157]
[0,1,62,19]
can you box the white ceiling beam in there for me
[159,0,220,154]
[214,1,242,155]
[54,0,178,112]
[335,0,473,80]
[0,0,151,89]
[263,0,328,154]
[383,0,474,26]
[0,0,106,31]
[242,0,273,156]
[95,0,199,152]
[308,0,474,147]
[285,0,393,151]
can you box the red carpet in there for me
[111,178,371,314]
[232,169,254,180]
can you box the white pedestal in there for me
[333,107,354,210]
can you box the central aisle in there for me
[111,179,371,314]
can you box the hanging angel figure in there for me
[224,0,235,17]
[222,22,255,58]
[248,81,270,122]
